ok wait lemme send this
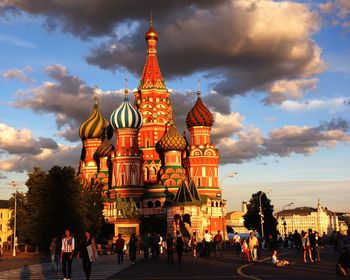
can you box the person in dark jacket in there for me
[128,233,138,264]
[115,234,125,264]
[79,230,96,280]
[166,234,175,264]
[175,231,184,264]
[308,229,316,261]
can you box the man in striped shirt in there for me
[60,229,75,280]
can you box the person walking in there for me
[308,229,316,261]
[190,232,198,258]
[248,231,259,262]
[80,230,96,280]
[314,232,321,262]
[49,236,60,275]
[60,229,75,280]
[166,234,175,264]
[214,230,223,257]
[175,231,184,265]
[241,239,250,262]
[115,234,125,265]
[302,232,313,263]
[128,233,138,264]
[204,230,211,257]
[141,233,150,258]
[151,232,160,261]
[233,232,241,256]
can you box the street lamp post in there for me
[219,172,237,244]
[259,190,272,239]
[282,202,294,236]
[11,181,17,257]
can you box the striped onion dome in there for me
[79,97,107,140]
[110,94,142,130]
[95,139,113,158]
[186,91,214,128]
[158,125,186,152]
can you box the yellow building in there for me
[226,201,250,234]
[276,200,339,236]
[0,200,12,248]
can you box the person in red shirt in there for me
[214,230,223,257]
[115,234,125,264]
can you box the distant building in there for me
[276,200,338,235]
[0,200,12,248]
[226,201,249,234]
[335,212,350,235]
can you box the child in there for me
[241,239,250,262]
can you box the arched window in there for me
[211,201,214,207]
[147,201,153,208]
[155,200,161,207]
[145,138,150,148]
[216,202,219,207]
[197,177,201,187]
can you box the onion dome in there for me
[95,139,113,158]
[79,96,107,140]
[186,88,214,128]
[158,125,187,152]
[110,89,142,130]
[145,15,158,41]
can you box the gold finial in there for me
[197,79,201,96]
[124,78,128,97]
[94,85,99,104]
[150,11,153,27]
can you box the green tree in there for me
[9,192,30,244]
[243,191,277,238]
[81,183,104,238]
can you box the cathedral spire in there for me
[141,17,165,89]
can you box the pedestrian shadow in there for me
[20,265,31,280]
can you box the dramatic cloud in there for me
[319,0,350,30]
[263,78,319,105]
[0,123,58,155]
[13,64,126,142]
[2,0,326,103]
[0,123,78,173]
[279,97,350,112]
[2,66,34,83]
[87,1,325,102]
[218,123,350,164]
[318,117,349,132]
[0,143,81,173]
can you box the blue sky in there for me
[0,1,349,212]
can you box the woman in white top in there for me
[60,229,75,280]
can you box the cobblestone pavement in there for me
[0,254,131,280]
[0,246,343,280]
[112,246,342,280]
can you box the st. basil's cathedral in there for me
[78,21,226,240]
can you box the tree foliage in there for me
[243,191,277,238]
[9,166,104,251]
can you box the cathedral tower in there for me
[134,20,174,185]
[110,88,144,198]
[184,84,220,198]
[79,95,107,185]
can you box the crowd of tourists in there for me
[48,227,349,280]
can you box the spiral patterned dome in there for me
[79,98,107,140]
[186,94,214,128]
[110,95,142,130]
[158,125,187,152]
[95,139,113,158]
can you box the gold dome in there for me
[158,125,186,152]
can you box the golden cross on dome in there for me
[150,11,153,27]
[197,79,201,96]
[124,78,129,97]
[93,85,99,104]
